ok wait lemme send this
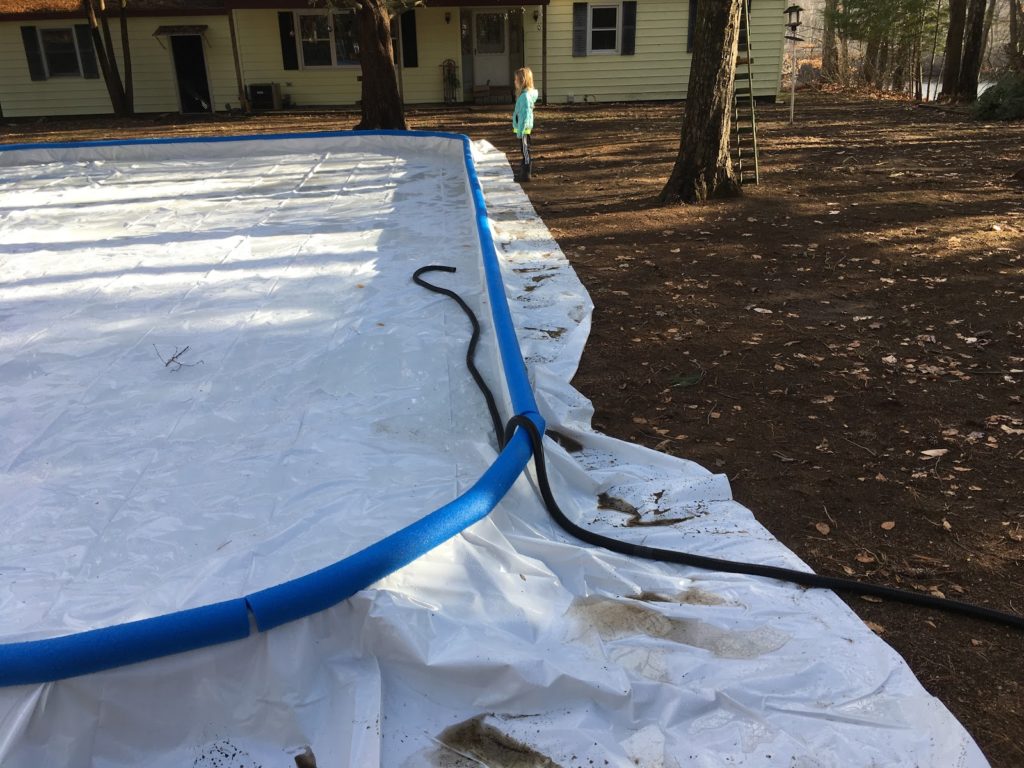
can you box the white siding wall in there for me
[233,9,359,109]
[2,20,113,117]
[1,3,786,117]
[0,15,236,118]
[401,9,461,104]
[526,0,785,103]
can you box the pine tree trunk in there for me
[821,0,840,83]
[354,0,407,130]
[940,0,967,98]
[956,0,987,100]
[659,0,741,205]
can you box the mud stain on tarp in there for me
[546,429,584,453]
[192,740,262,768]
[433,715,563,768]
[631,588,729,606]
[571,597,789,659]
[597,492,694,527]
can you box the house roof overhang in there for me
[220,0,547,8]
[0,1,225,21]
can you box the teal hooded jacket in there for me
[512,88,538,136]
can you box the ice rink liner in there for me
[0,133,989,767]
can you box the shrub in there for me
[973,74,1024,120]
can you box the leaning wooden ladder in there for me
[731,0,760,185]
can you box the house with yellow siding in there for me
[0,0,786,119]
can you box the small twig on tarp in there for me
[153,344,204,372]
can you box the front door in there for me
[471,11,509,88]
[170,35,212,113]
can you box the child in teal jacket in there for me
[512,67,538,182]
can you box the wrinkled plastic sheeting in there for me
[0,137,988,767]
[0,134,501,642]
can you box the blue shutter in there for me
[572,3,587,57]
[621,1,637,55]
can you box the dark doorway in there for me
[170,35,212,113]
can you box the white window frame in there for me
[294,10,360,69]
[38,26,84,78]
[587,4,620,55]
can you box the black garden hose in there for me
[417,266,1024,631]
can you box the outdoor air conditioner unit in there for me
[248,83,282,110]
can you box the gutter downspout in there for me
[227,8,250,112]
[541,3,547,104]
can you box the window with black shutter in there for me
[21,25,98,80]
[573,3,636,57]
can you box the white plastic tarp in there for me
[0,134,987,767]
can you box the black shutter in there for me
[687,0,697,52]
[400,10,418,68]
[278,11,299,70]
[621,1,636,55]
[572,2,587,57]
[74,24,99,79]
[21,26,48,81]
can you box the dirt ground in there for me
[3,92,1023,766]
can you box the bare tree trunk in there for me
[821,0,841,82]
[117,0,133,113]
[83,0,126,115]
[1012,0,1024,71]
[891,39,909,93]
[96,1,123,97]
[354,0,407,130]
[979,0,997,69]
[956,0,988,100]
[864,34,880,84]
[940,0,967,98]
[659,0,741,204]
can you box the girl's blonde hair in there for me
[514,67,535,95]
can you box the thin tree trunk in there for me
[840,34,850,83]
[940,0,967,98]
[659,0,742,204]
[83,0,126,115]
[118,0,133,113]
[956,0,987,100]
[821,0,840,82]
[927,0,943,100]
[1013,0,1024,71]
[354,0,407,130]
